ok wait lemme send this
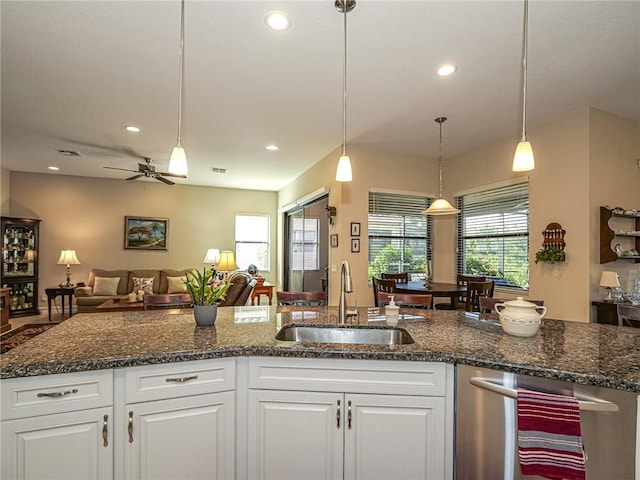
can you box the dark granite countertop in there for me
[1,306,639,393]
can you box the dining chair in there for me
[434,274,487,310]
[378,292,432,309]
[617,304,640,327]
[276,291,327,306]
[464,280,495,312]
[372,277,397,307]
[143,293,193,310]
[479,297,544,314]
[381,272,409,285]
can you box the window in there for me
[368,192,432,280]
[290,216,320,271]
[235,214,270,271]
[456,182,529,290]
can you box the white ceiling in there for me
[2,1,639,191]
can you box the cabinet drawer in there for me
[0,370,113,420]
[121,358,235,403]
[248,357,447,396]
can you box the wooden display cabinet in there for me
[1,217,41,317]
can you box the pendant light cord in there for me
[342,2,348,157]
[438,121,443,199]
[176,0,185,147]
[520,0,529,142]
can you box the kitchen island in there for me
[2,306,639,391]
[2,306,639,480]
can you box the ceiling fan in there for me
[103,157,186,185]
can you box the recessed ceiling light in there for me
[125,125,141,133]
[436,64,457,77]
[48,166,60,171]
[265,12,291,31]
[266,144,279,151]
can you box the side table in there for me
[45,286,75,322]
[251,282,274,305]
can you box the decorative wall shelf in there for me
[535,222,566,264]
[600,206,640,264]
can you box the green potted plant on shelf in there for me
[534,248,566,264]
[184,268,231,326]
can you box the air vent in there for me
[211,167,227,174]
[56,149,81,157]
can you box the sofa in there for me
[74,268,195,313]
[75,268,257,313]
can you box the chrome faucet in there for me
[339,260,354,324]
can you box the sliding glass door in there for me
[284,196,329,292]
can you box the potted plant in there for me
[534,248,566,264]
[184,268,231,326]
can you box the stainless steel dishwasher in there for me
[456,365,637,480]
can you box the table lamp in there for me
[216,251,238,281]
[57,249,81,287]
[599,271,620,303]
[203,248,220,272]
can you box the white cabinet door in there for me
[248,389,343,480]
[1,407,113,480]
[344,394,446,480]
[125,391,235,480]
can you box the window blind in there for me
[368,192,432,279]
[456,182,529,290]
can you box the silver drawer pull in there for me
[165,375,199,383]
[102,414,109,447]
[37,388,79,398]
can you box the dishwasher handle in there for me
[469,377,619,413]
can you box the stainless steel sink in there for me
[275,325,415,345]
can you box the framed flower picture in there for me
[124,216,168,250]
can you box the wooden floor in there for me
[4,308,71,333]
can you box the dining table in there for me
[394,281,467,309]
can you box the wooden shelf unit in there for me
[600,207,640,263]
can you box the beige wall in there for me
[589,108,640,299]
[7,173,278,298]
[1,167,10,216]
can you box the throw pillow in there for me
[93,276,120,296]
[132,277,154,294]
[167,276,187,294]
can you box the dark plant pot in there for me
[193,304,217,326]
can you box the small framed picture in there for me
[330,234,339,248]
[351,238,360,253]
[350,222,361,237]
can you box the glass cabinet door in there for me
[3,224,37,277]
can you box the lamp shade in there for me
[600,271,620,288]
[512,140,535,172]
[422,198,460,216]
[57,249,80,265]
[168,146,188,176]
[216,251,238,271]
[203,248,220,265]
[336,154,352,182]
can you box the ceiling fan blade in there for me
[126,174,144,181]
[156,176,175,185]
[158,171,187,179]
[104,166,138,173]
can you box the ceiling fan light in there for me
[169,145,188,176]
[336,154,352,182]
[512,140,535,171]
[422,198,460,215]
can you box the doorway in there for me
[284,196,329,293]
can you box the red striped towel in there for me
[517,388,586,480]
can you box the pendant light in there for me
[512,0,535,172]
[168,0,188,176]
[335,0,355,182]
[422,117,460,216]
